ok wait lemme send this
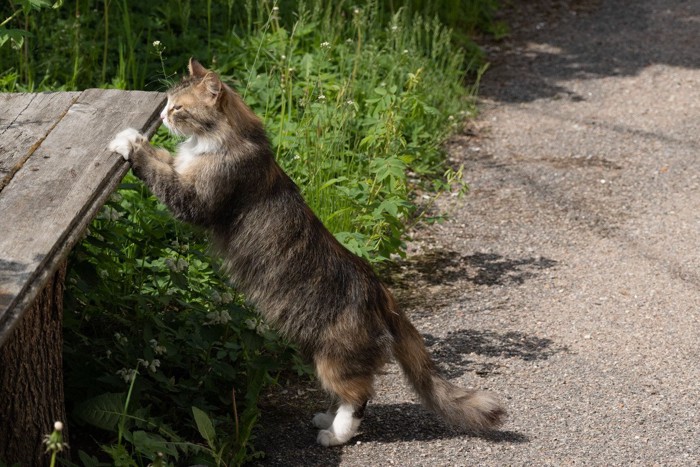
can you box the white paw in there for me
[108,128,144,160]
[312,412,335,429]
[316,429,339,447]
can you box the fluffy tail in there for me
[387,304,506,431]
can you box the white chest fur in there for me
[175,136,218,174]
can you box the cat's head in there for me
[160,59,259,139]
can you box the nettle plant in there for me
[220,3,475,261]
[64,169,305,465]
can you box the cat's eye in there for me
[172,105,183,111]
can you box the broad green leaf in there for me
[192,406,217,451]
[319,176,348,191]
[74,393,126,432]
[101,443,138,467]
[78,450,105,467]
[0,28,27,50]
[132,431,178,457]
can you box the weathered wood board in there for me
[0,89,165,344]
[0,92,81,191]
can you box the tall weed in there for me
[218,2,477,260]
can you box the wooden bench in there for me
[0,89,165,465]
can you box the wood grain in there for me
[0,92,81,192]
[0,89,165,344]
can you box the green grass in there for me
[1,0,500,464]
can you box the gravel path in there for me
[255,1,700,465]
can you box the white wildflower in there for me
[272,6,279,12]
[320,41,331,49]
[353,8,360,15]
[114,332,128,346]
[205,310,232,326]
[165,257,188,272]
[221,292,234,304]
[318,94,326,101]
[152,40,165,54]
[149,339,167,355]
[110,207,123,221]
[256,322,270,336]
[149,359,160,373]
[43,421,68,454]
[116,368,136,383]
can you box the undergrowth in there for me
[1,0,501,465]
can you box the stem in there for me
[231,386,239,442]
[0,8,22,28]
[118,368,139,446]
[102,0,110,82]
[71,0,81,89]
[207,0,212,56]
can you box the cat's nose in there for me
[160,110,166,120]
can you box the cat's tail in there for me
[385,292,506,431]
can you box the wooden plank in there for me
[0,89,165,344]
[0,92,81,192]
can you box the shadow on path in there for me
[425,329,566,379]
[384,249,557,313]
[481,0,700,103]
[357,402,528,444]
[387,250,557,288]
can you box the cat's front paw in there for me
[109,128,145,160]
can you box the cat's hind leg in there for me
[316,400,368,447]
[312,398,338,429]
[314,356,374,446]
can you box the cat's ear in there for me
[200,72,223,103]
[188,58,208,78]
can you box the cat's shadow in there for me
[256,401,527,466]
[357,402,528,444]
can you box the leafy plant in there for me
[216,2,477,261]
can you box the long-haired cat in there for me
[109,59,505,446]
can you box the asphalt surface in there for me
[255,1,700,465]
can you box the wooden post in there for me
[0,263,68,466]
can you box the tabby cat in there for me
[109,59,505,446]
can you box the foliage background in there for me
[1,0,502,464]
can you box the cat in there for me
[108,59,505,446]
